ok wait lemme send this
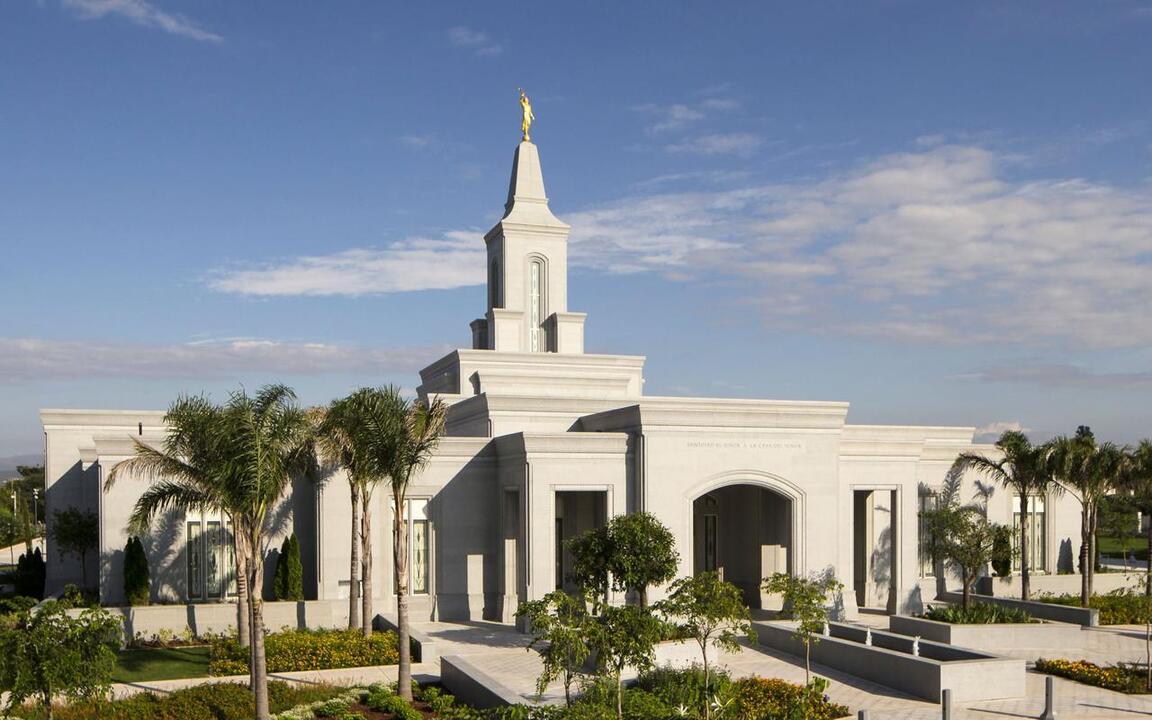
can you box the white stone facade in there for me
[41,139,1083,620]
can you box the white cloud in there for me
[967,364,1152,388]
[446,26,501,56]
[205,143,1152,350]
[210,232,486,296]
[974,420,1030,443]
[0,337,446,381]
[666,133,764,157]
[61,0,222,42]
[633,97,741,134]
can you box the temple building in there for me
[40,136,1082,621]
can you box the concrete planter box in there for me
[889,615,1084,651]
[754,620,1024,702]
[976,572,1135,599]
[73,598,356,639]
[937,591,1098,627]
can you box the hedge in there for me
[208,628,399,675]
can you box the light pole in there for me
[32,490,38,539]
[9,491,15,565]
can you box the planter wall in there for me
[70,598,358,639]
[937,591,1098,627]
[754,620,1025,702]
[888,615,1084,651]
[975,572,1135,599]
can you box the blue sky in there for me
[2,1,1152,457]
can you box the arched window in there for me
[489,259,501,309]
[529,258,544,351]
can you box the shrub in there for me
[991,526,1012,577]
[618,688,671,720]
[208,628,398,675]
[922,602,1034,624]
[1036,591,1152,625]
[123,537,150,607]
[634,666,733,717]
[365,691,420,720]
[15,550,46,599]
[729,677,851,720]
[273,535,304,602]
[1035,658,1149,694]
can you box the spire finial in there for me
[518,88,534,142]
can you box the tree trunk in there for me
[962,573,972,610]
[250,535,270,720]
[702,645,711,720]
[804,638,811,686]
[1020,493,1031,602]
[395,489,413,701]
[615,672,623,720]
[361,486,373,638]
[236,542,250,649]
[1087,503,1098,601]
[349,484,361,630]
[1080,506,1091,608]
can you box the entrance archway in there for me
[692,484,793,608]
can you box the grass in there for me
[1098,535,1149,561]
[111,645,212,683]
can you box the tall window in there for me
[206,521,223,597]
[409,499,430,595]
[1012,494,1046,573]
[187,521,203,600]
[529,259,544,351]
[918,492,938,578]
[489,260,501,309]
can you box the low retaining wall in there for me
[937,591,1098,627]
[440,655,525,708]
[888,615,1084,651]
[754,620,1024,702]
[976,572,1136,599]
[374,613,439,663]
[73,599,356,640]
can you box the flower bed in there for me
[1035,591,1152,625]
[8,680,345,720]
[208,628,399,675]
[1035,658,1150,694]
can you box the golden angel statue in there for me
[519,88,535,141]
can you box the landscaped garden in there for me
[1035,591,1152,625]
[1035,658,1151,694]
[112,644,212,683]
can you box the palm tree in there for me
[218,385,315,720]
[317,387,406,637]
[955,430,1057,601]
[387,396,446,701]
[315,396,365,632]
[1123,440,1152,596]
[105,395,252,650]
[1047,426,1124,607]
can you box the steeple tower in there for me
[470,140,587,354]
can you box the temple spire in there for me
[502,141,566,227]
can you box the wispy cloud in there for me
[974,420,1030,443]
[210,231,485,296]
[60,0,222,42]
[966,364,1152,388]
[666,132,764,157]
[632,97,741,134]
[446,26,501,56]
[0,337,446,381]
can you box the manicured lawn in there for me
[1098,535,1149,561]
[111,645,212,683]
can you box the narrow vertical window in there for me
[409,499,430,595]
[489,260,501,309]
[703,514,718,572]
[206,521,222,598]
[225,521,237,597]
[554,517,564,590]
[187,521,203,601]
[918,492,937,578]
[1013,495,1046,573]
[529,259,543,351]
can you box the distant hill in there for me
[0,454,43,481]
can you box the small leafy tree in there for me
[123,536,150,606]
[568,512,680,612]
[590,604,662,720]
[516,590,592,706]
[656,572,754,720]
[604,512,679,608]
[274,534,304,601]
[49,508,99,590]
[939,507,1000,609]
[762,571,843,686]
[0,601,121,720]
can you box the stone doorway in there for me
[692,484,792,608]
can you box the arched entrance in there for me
[692,484,793,608]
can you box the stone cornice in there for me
[581,396,849,431]
[41,409,166,430]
